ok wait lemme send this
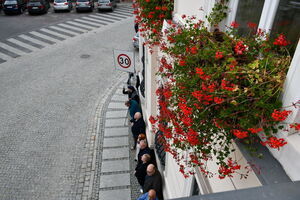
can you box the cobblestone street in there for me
[0,9,135,199]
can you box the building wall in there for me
[140,0,300,198]
[269,40,300,181]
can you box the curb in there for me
[76,71,127,200]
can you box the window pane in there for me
[272,0,300,54]
[235,0,265,36]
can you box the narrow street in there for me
[0,3,135,199]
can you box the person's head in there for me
[125,101,130,107]
[139,139,147,149]
[148,189,156,200]
[127,85,135,92]
[147,164,156,176]
[142,154,151,163]
[138,133,146,141]
[134,112,142,120]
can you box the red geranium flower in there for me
[214,97,224,104]
[215,51,224,59]
[271,109,291,121]
[190,46,198,54]
[161,6,168,11]
[234,41,248,55]
[233,129,248,139]
[247,22,257,29]
[261,137,287,150]
[290,123,300,130]
[248,128,263,134]
[179,60,186,66]
[230,21,239,28]
[273,34,290,46]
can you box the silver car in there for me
[53,0,72,12]
[97,0,116,11]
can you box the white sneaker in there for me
[140,188,143,193]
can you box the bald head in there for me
[148,189,156,200]
[134,112,142,120]
[147,164,156,176]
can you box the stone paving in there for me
[75,74,141,200]
[96,83,141,200]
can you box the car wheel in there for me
[4,11,9,15]
[76,8,79,12]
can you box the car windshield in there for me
[55,0,66,2]
[29,0,42,2]
[99,0,109,2]
[4,0,17,4]
[77,0,88,2]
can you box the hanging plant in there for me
[133,0,174,44]
[207,0,230,26]
[150,16,299,179]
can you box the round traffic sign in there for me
[117,54,131,68]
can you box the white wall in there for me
[164,153,193,199]
[144,45,159,147]
[174,0,216,27]
[268,40,300,181]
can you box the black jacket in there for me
[138,147,151,165]
[123,88,140,104]
[131,118,146,138]
[143,170,163,200]
[135,162,150,186]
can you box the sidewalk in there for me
[97,77,140,200]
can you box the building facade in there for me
[137,0,300,199]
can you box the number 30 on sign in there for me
[113,50,135,73]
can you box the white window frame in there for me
[225,0,281,33]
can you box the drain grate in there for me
[80,54,91,59]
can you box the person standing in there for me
[123,85,140,104]
[131,112,146,149]
[135,133,146,160]
[137,140,151,165]
[143,164,163,200]
[135,154,151,187]
[125,100,141,121]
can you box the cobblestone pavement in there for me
[0,9,135,199]
[79,76,141,200]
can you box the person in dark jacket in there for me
[134,23,139,33]
[137,140,151,165]
[123,85,140,104]
[135,154,151,187]
[131,112,146,149]
[143,164,163,200]
[125,100,141,121]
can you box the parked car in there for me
[97,0,116,11]
[53,0,72,12]
[132,32,139,49]
[3,0,26,14]
[27,0,50,14]
[75,0,93,12]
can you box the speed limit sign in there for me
[113,50,135,73]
